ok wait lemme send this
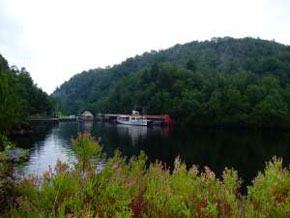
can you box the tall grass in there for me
[7,132,290,217]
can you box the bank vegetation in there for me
[3,132,290,218]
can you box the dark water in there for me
[13,121,290,190]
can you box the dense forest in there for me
[53,37,290,127]
[0,54,54,132]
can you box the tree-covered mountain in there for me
[0,54,55,132]
[52,37,290,127]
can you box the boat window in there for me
[118,116,129,121]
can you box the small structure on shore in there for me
[81,111,94,121]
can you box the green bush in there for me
[0,135,13,216]
[0,134,15,151]
[71,131,103,172]
[245,157,290,217]
[8,132,290,217]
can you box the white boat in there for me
[117,114,150,126]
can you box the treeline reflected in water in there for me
[141,128,290,189]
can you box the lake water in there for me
[13,121,290,190]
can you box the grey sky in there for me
[1,0,290,94]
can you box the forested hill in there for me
[0,54,54,132]
[53,37,290,127]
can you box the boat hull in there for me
[117,119,148,126]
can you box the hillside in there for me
[52,37,290,127]
[0,54,54,132]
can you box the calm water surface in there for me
[13,121,290,189]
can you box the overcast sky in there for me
[1,0,290,94]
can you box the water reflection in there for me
[78,121,94,132]
[13,122,290,191]
[15,126,75,177]
[116,124,148,145]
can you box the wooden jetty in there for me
[28,118,59,124]
[58,117,77,122]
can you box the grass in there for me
[4,132,290,217]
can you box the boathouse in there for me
[81,111,94,121]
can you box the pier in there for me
[28,118,59,124]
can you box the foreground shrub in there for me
[71,132,103,172]
[245,157,290,217]
[9,132,242,218]
[0,134,15,151]
[0,134,14,215]
[142,159,241,218]
[8,132,290,218]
